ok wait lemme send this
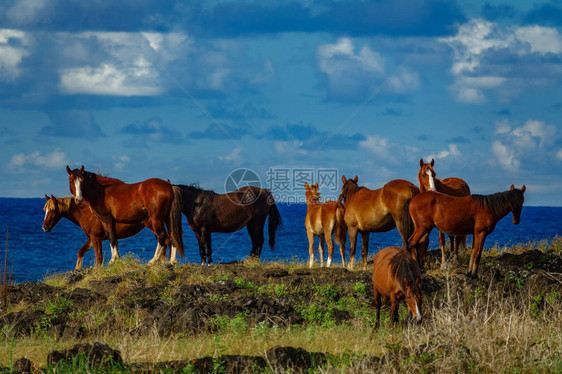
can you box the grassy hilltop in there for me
[1,239,561,373]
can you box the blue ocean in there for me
[0,198,560,283]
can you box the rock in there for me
[46,342,123,369]
[13,357,33,373]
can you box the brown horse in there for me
[338,175,420,269]
[372,246,423,328]
[418,158,471,268]
[66,165,183,265]
[304,182,347,267]
[407,185,526,277]
[174,184,282,265]
[42,195,167,269]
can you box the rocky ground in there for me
[1,246,561,373]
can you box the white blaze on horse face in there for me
[74,178,83,202]
[426,170,436,191]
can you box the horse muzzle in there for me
[42,225,52,233]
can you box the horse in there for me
[338,175,420,269]
[372,246,423,328]
[406,185,526,277]
[304,182,347,267]
[66,165,183,265]
[418,158,471,268]
[173,184,282,265]
[42,195,167,269]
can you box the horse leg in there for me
[348,226,358,269]
[148,220,168,265]
[318,235,325,267]
[325,232,335,267]
[204,231,212,265]
[390,293,399,323]
[104,221,120,265]
[339,242,347,268]
[307,230,315,268]
[195,231,206,266]
[360,232,370,270]
[438,231,447,269]
[468,232,487,278]
[76,239,93,269]
[373,288,382,329]
[248,220,265,259]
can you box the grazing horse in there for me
[338,175,420,269]
[418,158,471,267]
[372,246,423,328]
[407,185,526,277]
[42,195,167,269]
[66,165,183,265]
[174,184,282,265]
[304,182,347,268]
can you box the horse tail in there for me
[401,199,414,252]
[268,194,283,249]
[170,185,184,257]
[335,202,347,246]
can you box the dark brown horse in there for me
[174,184,282,265]
[66,165,183,265]
[304,182,347,267]
[372,246,423,328]
[407,185,526,277]
[338,175,420,269]
[42,195,167,269]
[418,158,471,268]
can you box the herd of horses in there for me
[41,161,525,326]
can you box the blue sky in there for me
[1,0,562,206]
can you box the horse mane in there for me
[388,250,418,289]
[85,170,125,186]
[338,182,362,203]
[45,196,73,214]
[177,183,216,201]
[470,189,524,217]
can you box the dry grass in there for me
[1,243,562,372]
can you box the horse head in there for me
[42,194,62,232]
[304,182,321,203]
[67,165,85,204]
[509,184,526,224]
[418,158,436,192]
[403,275,423,323]
[338,175,359,203]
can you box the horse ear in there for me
[80,165,84,172]
[510,184,515,190]
[304,182,309,188]
[521,185,526,193]
[51,194,55,200]
[430,159,434,166]
[419,158,424,167]
[66,165,71,175]
[353,175,358,182]
[341,175,346,183]
[314,182,318,189]
[45,194,49,200]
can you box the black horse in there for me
[174,185,282,265]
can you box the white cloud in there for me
[440,19,562,104]
[427,144,461,160]
[492,119,557,171]
[359,135,391,157]
[557,150,562,161]
[387,68,421,94]
[0,29,31,81]
[6,0,49,24]
[9,150,67,170]
[219,147,244,163]
[112,155,130,170]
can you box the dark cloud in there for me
[259,123,366,150]
[120,118,184,144]
[497,108,511,115]
[204,102,274,120]
[1,1,465,37]
[41,110,106,138]
[188,124,249,140]
[447,136,470,144]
